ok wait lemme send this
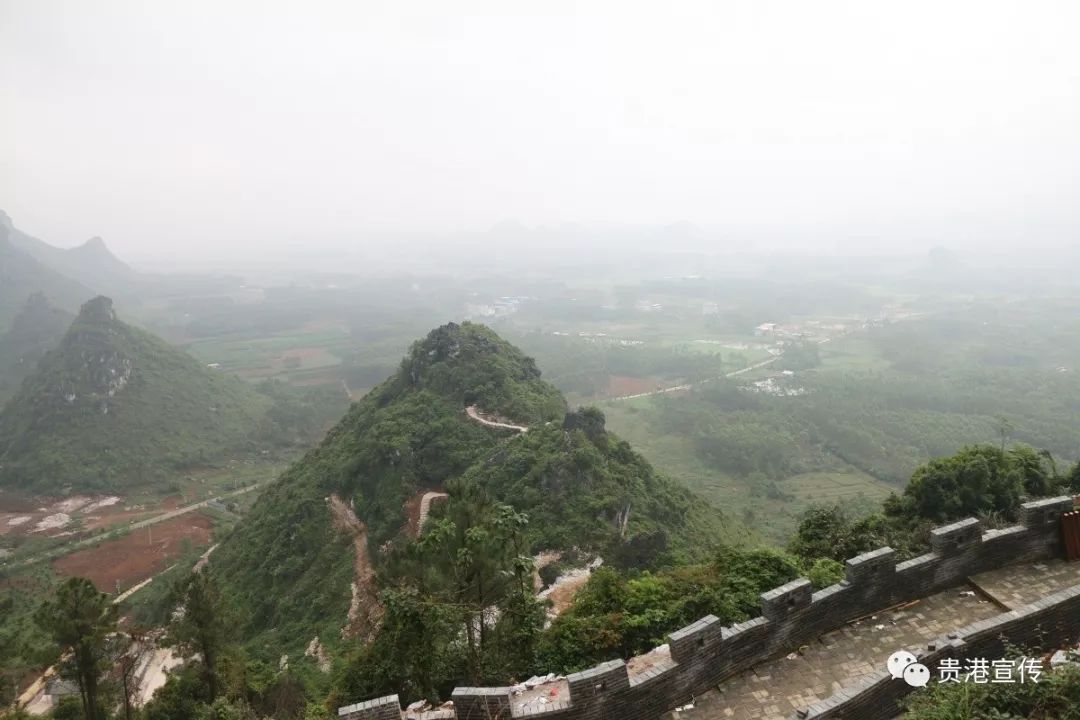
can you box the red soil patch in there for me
[606,375,663,397]
[52,513,214,593]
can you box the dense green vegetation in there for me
[537,548,802,672]
[789,444,1065,563]
[35,577,119,720]
[0,297,341,492]
[210,323,732,672]
[597,299,1080,540]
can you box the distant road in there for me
[0,481,269,572]
[608,354,782,402]
[604,307,953,404]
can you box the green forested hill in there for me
[210,322,732,659]
[0,296,274,491]
[0,293,74,404]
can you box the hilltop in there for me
[0,293,74,404]
[0,297,276,491]
[210,322,732,656]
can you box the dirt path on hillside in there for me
[416,491,448,536]
[465,405,529,432]
[328,494,383,643]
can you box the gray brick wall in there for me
[338,497,1075,720]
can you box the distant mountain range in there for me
[0,210,136,292]
[0,210,242,336]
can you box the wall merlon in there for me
[1020,495,1074,526]
[761,578,812,621]
[451,687,511,720]
[845,547,896,583]
[338,694,402,720]
[930,517,981,554]
[668,614,722,661]
[566,659,630,698]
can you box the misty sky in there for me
[2,0,1078,260]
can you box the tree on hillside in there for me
[788,505,890,563]
[35,577,118,720]
[537,547,802,672]
[888,444,1057,524]
[171,572,230,701]
[341,480,545,700]
[413,483,544,683]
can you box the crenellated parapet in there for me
[339,496,1075,720]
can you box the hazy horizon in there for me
[3,1,1079,263]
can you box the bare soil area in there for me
[52,513,213,592]
[329,494,383,642]
[605,374,663,398]
[1,492,151,537]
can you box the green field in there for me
[600,399,894,542]
[183,324,352,381]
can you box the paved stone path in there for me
[665,559,1080,720]
[970,559,1080,609]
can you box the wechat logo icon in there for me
[888,650,930,687]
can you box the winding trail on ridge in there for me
[465,405,530,433]
[415,491,449,536]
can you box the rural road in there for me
[605,318,886,403]
[0,481,268,572]
[608,354,782,401]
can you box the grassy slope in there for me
[0,298,271,491]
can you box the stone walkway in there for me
[666,559,1080,720]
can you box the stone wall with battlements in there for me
[338,496,1075,720]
